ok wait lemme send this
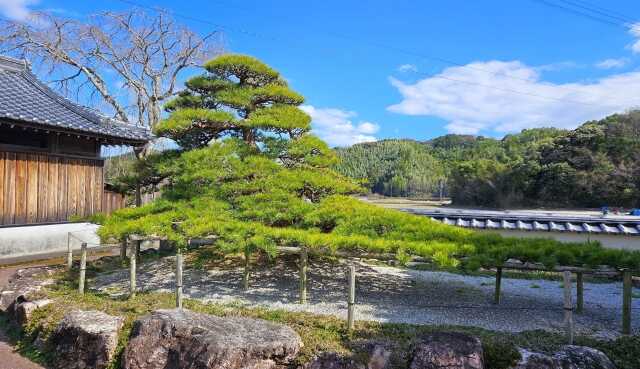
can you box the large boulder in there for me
[410,332,484,369]
[49,310,124,369]
[123,308,303,369]
[554,346,616,369]
[512,346,616,369]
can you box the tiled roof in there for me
[0,55,151,144]
[404,209,640,236]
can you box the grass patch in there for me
[4,261,640,369]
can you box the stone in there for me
[511,346,616,369]
[140,248,158,257]
[305,344,391,369]
[1,267,55,312]
[305,352,365,369]
[512,349,560,369]
[33,330,48,352]
[123,308,302,369]
[368,345,392,369]
[15,299,52,326]
[49,310,124,369]
[410,332,484,369]
[553,346,616,369]
[159,239,176,252]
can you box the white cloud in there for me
[300,105,379,147]
[595,58,629,69]
[0,0,38,21]
[388,60,640,135]
[397,64,418,73]
[629,23,640,54]
[535,61,578,72]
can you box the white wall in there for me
[0,223,100,261]
[479,229,640,251]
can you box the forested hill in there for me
[335,111,640,209]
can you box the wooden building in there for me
[0,55,151,226]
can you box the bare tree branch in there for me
[0,10,223,130]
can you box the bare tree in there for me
[0,10,223,206]
[0,10,223,131]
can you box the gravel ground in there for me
[92,254,639,339]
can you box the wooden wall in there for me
[0,151,107,225]
[102,190,125,215]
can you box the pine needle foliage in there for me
[100,54,640,271]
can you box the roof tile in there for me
[0,55,152,143]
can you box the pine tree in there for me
[156,54,312,150]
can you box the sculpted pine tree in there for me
[99,55,640,274]
[156,54,314,151]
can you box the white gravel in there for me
[91,254,639,339]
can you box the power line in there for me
[556,0,636,25]
[326,31,631,106]
[532,0,637,28]
[566,0,636,22]
[113,0,278,41]
[107,0,623,105]
[51,0,640,110]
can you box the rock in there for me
[123,308,302,369]
[512,349,560,369]
[410,332,484,369]
[33,330,48,352]
[15,299,52,326]
[368,345,392,369]
[140,248,158,257]
[554,346,616,369]
[305,344,391,369]
[1,267,55,312]
[159,240,175,252]
[511,346,616,369]
[306,352,365,369]
[49,310,124,369]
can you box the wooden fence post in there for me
[66,232,73,270]
[563,271,574,344]
[136,240,141,261]
[576,272,584,314]
[78,243,87,294]
[494,267,503,305]
[347,264,356,331]
[243,246,251,291]
[622,270,632,335]
[129,238,137,298]
[176,248,183,309]
[299,247,308,304]
[120,237,127,261]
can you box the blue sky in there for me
[2,0,640,146]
